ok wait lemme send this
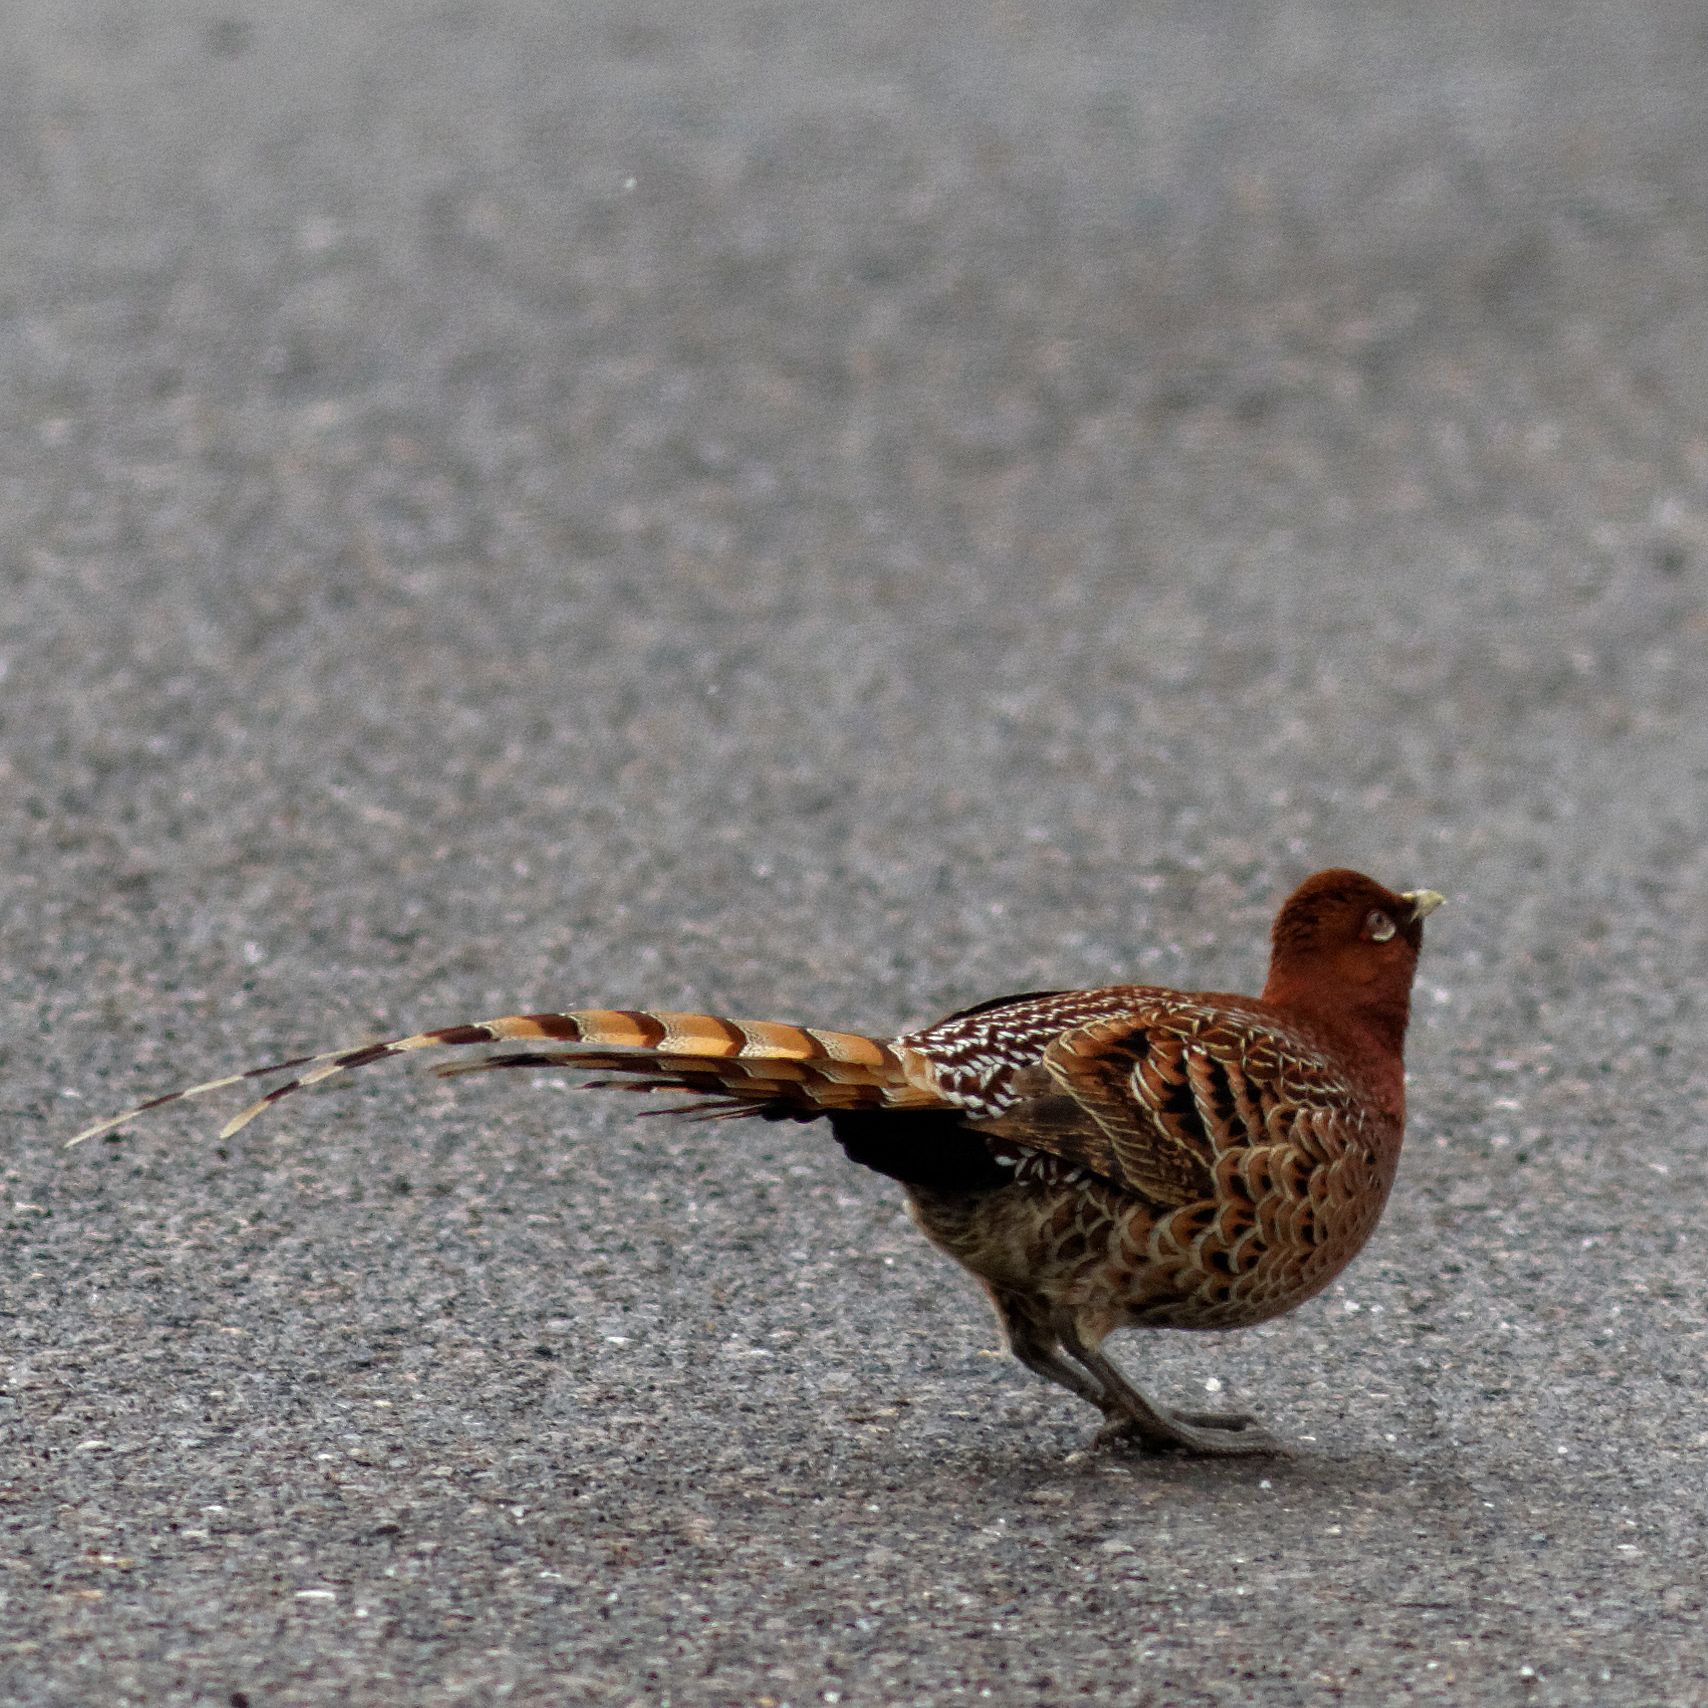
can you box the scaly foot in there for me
[1093,1407,1288,1457]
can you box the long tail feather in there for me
[432,1048,907,1113]
[68,1008,941,1146]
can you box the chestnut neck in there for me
[1260,961,1413,1117]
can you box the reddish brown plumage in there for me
[72,867,1441,1456]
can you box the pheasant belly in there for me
[907,1135,1397,1339]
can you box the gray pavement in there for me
[4,2,1708,1703]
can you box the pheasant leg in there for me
[1058,1322,1286,1457]
[992,1291,1110,1410]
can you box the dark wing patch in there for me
[827,1108,1016,1193]
[934,989,1074,1024]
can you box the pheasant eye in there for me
[1365,910,1396,943]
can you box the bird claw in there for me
[1170,1407,1258,1430]
[1094,1408,1289,1458]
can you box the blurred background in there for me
[3,3,1706,1703]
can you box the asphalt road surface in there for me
[5,3,1708,1704]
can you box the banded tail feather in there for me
[433,1049,918,1113]
[67,1008,945,1147]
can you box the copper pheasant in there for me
[72,867,1443,1456]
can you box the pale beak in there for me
[1400,889,1446,922]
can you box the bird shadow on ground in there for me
[843,1428,1460,1512]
